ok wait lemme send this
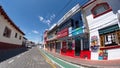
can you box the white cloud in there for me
[39,16,44,21]
[28,33,31,34]
[50,14,56,20]
[46,20,51,24]
[38,14,55,26]
[32,30,39,34]
[39,16,51,26]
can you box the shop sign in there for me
[69,27,72,37]
[90,36,99,52]
[98,50,108,60]
[71,27,83,36]
[57,28,68,38]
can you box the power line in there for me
[53,0,74,23]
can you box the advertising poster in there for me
[98,50,108,60]
[90,36,99,52]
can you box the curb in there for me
[38,49,56,68]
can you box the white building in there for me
[82,0,120,60]
[22,37,28,47]
[0,6,25,50]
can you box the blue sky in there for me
[0,0,88,43]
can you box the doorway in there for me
[75,39,81,56]
[56,42,61,53]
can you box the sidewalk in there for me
[46,50,120,68]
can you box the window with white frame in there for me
[91,2,112,18]
[100,31,120,47]
[104,33,116,45]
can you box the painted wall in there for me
[0,14,23,45]
[108,48,120,60]
[83,0,120,60]
[91,52,99,60]
[83,0,120,46]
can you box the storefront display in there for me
[99,24,120,47]
[61,41,67,53]
[56,42,61,53]
[98,50,108,60]
[68,41,72,50]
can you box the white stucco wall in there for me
[0,14,24,45]
[91,52,99,60]
[83,0,120,46]
[108,48,120,60]
[83,0,120,60]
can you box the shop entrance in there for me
[75,39,81,56]
[61,41,67,53]
[56,42,61,53]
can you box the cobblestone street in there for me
[0,47,60,68]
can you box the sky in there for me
[0,0,88,43]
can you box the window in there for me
[80,16,82,20]
[91,2,112,18]
[71,19,74,28]
[99,24,120,46]
[68,42,72,50]
[15,33,17,38]
[19,36,22,40]
[100,31,120,47]
[83,36,89,50]
[104,33,116,45]
[75,21,79,28]
[3,27,11,38]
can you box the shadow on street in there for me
[0,47,28,63]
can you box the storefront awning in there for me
[99,24,119,34]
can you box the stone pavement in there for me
[46,50,120,68]
[0,47,27,62]
[0,47,60,68]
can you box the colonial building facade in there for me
[82,0,120,60]
[44,4,91,59]
[44,0,120,60]
[0,6,25,50]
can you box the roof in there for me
[49,24,57,31]
[23,37,28,40]
[0,6,25,35]
[47,24,58,34]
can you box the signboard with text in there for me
[71,27,83,36]
[57,28,68,38]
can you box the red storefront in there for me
[57,28,68,38]
[57,28,75,57]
